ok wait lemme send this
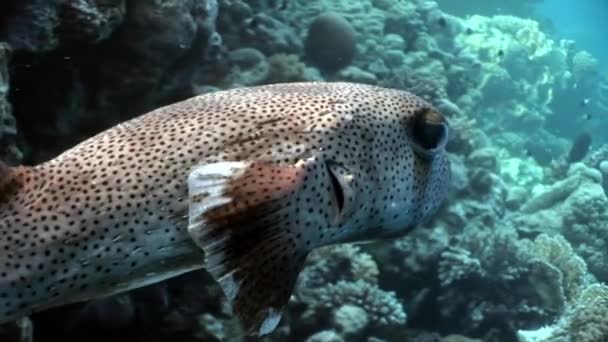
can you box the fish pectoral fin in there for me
[186,159,313,336]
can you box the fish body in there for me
[0,82,450,334]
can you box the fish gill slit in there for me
[326,163,344,216]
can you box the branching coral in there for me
[292,244,406,337]
[532,234,589,301]
[451,227,531,282]
[315,280,407,328]
[436,227,579,333]
[438,246,482,287]
[585,143,608,194]
[332,304,369,335]
[295,244,380,305]
[519,284,608,342]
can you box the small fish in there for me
[0,82,451,335]
[437,17,447,28]
[567,132,592,163]
[583,113,592,120]
[580,98,590,107]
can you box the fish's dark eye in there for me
[411,107,449,155]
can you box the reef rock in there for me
[0,43,20,164]
[0,0,127,52]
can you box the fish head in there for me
[308,89,451,241]
[186,82,452,335]
[382,103,451,234]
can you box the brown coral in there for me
[304,13,357,73]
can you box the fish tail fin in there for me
[187,159,314,336]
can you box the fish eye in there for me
[410,107,449,157]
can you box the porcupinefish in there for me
[0,82,450,335]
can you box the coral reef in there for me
[518,163,608,281]
[315,280,406,328]
[0,0,126,52]
[518,283,608,342]
[6,0,222,162]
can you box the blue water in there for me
[536,0,608,66]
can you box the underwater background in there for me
[0,0,607,341]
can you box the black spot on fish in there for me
[497,49,504,58]
[567,132,592,163]
[465,28,473,35]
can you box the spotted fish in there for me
[0,82,450,335]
